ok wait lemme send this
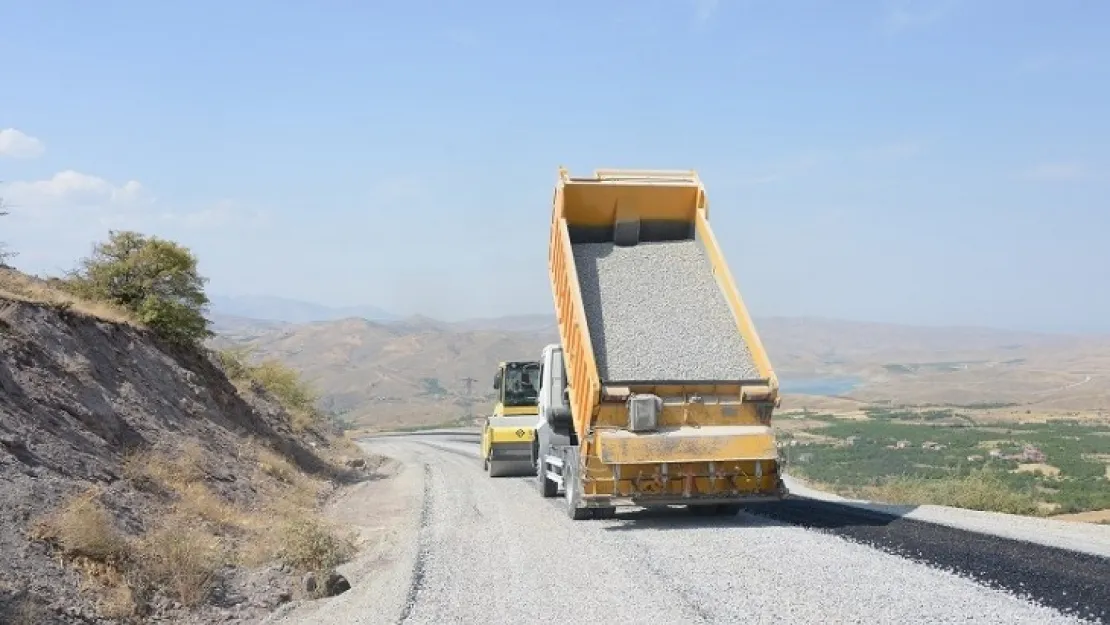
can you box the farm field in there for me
[776,407,1110,519]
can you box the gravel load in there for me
[572,239,760,382]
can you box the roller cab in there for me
[481,360,542,477]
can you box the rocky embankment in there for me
[0,276,371,625]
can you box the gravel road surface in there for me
[272,433,1105,625]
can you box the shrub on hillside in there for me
[63,230,212,344]
[217,347,322,431]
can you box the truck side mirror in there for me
[493,371,502,390]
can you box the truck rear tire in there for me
[537,457,558,497]
[563,461,591,520]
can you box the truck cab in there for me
[534,343,578,497]
[481,360,542,477]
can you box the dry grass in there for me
[845,469,1042,516]
[136,439,349,542]
[27,488,141,617]
[1013,462,1062,477]
[1051,508,1110,524]
[134,514,225,606]
[275,515,356,573]
[177,482,245,529]
[123,441,208,490]
[216,347,325,433]
[31,441,360,617]
[0,266,134,324]
[29,487,128,563]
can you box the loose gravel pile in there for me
[572,239,760,382]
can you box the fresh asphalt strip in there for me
[739,499,1110,623]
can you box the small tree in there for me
[0,194,14,265]
[67,230,213,344]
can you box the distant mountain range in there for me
[205,295,1110,428]
[207,295,558,335]
[207,294,398,324]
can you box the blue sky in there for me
[1,0,1107,332]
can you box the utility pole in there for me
[461,376,478,422]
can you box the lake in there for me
[777,376,862,397]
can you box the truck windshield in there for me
[502,362,540,407]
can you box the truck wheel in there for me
[537,458,558,498]
[563,463,590,520]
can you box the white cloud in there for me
[3,169,268,280]
[4,170,265,233]
[693,0,719,23]
[879,0,960,34]
[1022,163,1088,182]
[5,170,146,209]
[158,199,270,229]
[0,128,46,159]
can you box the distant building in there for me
[1021,444,1047,463]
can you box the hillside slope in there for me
[209,316,553,428]
[0,270,368,624]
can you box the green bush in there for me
[63,230,212,344]
[249,359,318,415]
[217,347,321,430]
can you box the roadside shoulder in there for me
[782,474,1110,558]
[263,453,423,625]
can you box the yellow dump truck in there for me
[481,360,542,477]
[534,167,787,519]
